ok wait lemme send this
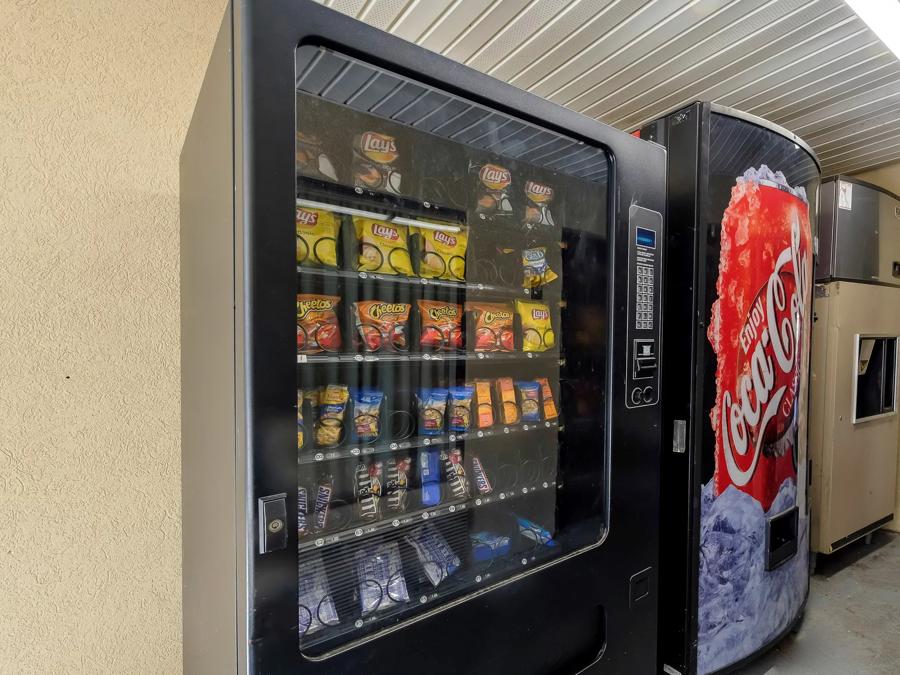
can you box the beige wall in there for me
[0,2,224,672]
[853,161,900,196]
[851,160,900,533]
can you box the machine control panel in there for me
[625,205,663,408]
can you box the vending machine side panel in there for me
[180,5,243,674]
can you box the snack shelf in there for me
[300,419,562,465]
[296,351,563,365]
[298,476,559,554]
[300,542,561,649]
[297,265,533,299]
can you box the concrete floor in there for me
[738,530,900,675]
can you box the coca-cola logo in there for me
[372,223,399,241]
[525,180,553,203]
[479,164,511,191]
[359,132,399,163]
[296,208,319,226]
[433,230,456,247]
[719,217,808,487]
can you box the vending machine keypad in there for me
[626,206,663,408]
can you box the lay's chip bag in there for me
[353,217,413,276]
[413,224,468,281]
[516,299,554,353]
[296,205,340,268]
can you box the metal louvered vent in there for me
[296,46,609,181]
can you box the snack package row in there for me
[298,206,562,291]
[297,97,565,233]
[298,515,556,635]
[297,295,557,355]
[414,377,559,437]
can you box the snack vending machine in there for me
[639,104,820,675]
[181,2,666,674]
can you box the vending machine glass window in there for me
[294,46,610,656]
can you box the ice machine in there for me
[809,176,900,560]
[181,2,667,673]
[639,103,819,675]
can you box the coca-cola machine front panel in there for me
[641,104,819,675]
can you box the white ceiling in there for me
[314,0,900,176]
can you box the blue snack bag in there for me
[470,531,510,562]
[517,516,558,547]
[447,386,475,432]
[419,448,441,506]
[515,381,542,422]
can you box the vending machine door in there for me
[231,2,666,673]
[646,103,819,675]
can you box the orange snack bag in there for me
[475,381,495,428]
[535,377,558,421]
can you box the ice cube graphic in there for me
[697,478,808,674]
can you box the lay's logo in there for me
[296,208,319,227]
[433,230,457,247]
[479,164,511,191]
[372,223,399,241]
[359,132,399,164]
[532,308,549,321]
[525,180,553,203]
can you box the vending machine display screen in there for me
[293,45,611,657]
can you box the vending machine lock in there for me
[258,493,288,554]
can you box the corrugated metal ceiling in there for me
[314,0,900,175]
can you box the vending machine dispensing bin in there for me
[640,103,820,675]
[181,2,666,673]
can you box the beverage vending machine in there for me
[639,104,820,675]
[181,2,666,673]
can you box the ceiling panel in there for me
[315,0,900,175]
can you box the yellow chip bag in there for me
[296,205,340,267]
[353,217,413,276]
[413,224,468,281]
[516,300,555,352]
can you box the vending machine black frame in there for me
[181,1,667,673]
[639,102,820,675]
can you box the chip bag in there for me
[418,300,463,352]
[515,381,542,422]
[297,295,342,354]
[466,302,515,352]
[315,384,349,448]
[351,389,384,443]
[353,131,402,195]
[296,205,340,268]
[523,179,556,230]
[354,301,411,353]
[516,300,554,352]
[472,162,514,221]
[353,217,413,275]
[522,246,558,288]
[413,225,468,281]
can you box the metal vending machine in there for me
[181,2,666,673]
[809,176,900,559]
[639,103,820,675]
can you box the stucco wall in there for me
[851,161,900,533]
[0,2,224,672]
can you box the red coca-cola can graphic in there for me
[708,166,812,512]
